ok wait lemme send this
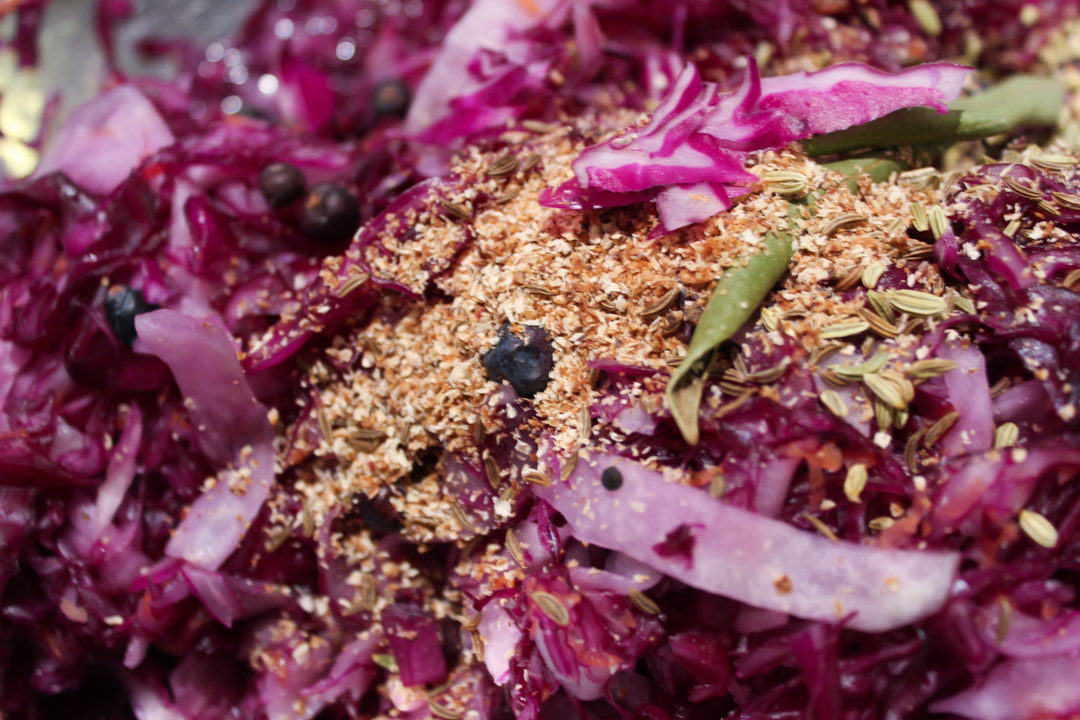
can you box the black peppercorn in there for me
[104,286,158,345]
[372,78,410,117]
[601,466,623,491]
[259,162,306,208]
[301,182,361,244]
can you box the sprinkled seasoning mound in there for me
[284,124,951,558]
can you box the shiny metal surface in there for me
[0,0,252,177]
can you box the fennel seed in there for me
[1018,509,1058,548]
[820,318,870,339]
[628,588,660,616]
[819,389,848,418]
[844,464,868,503]
[886,289,948,317]
[531,591,570,626]
[994,422,1019,448]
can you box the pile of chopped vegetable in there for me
[2,1,1080,719]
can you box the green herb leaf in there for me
[805,107,1009,157]
[951,75,1065,129]
[823,156,907,193]
[666,228,795,444]
[805,75,1066,157]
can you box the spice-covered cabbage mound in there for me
[1,1,1080,719]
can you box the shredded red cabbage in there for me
[2,1,1080,719]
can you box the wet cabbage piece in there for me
[1,2,1080,720]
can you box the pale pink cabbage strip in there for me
[930,653,1080,720]
[136,310,275,570]
[536,451,959,632]
[35,85,175,195]
[938,339,995,457]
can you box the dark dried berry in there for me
[104,286,158,345]
[259,162,306,208]
[601,466,623,491]
[372,78,410,117]
[482,324,553,399]
[301,182,361,244]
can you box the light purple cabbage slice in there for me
[136,309,275,570]
[35,85,175,196]
[930,653,1080,720]
[535,452,959,632]
[541,59,969,233]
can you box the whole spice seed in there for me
[485,155,520,177]
[1018,509,1059,548]
[820,368,849,388]
[439,200,472,222]
[835,352,889,379]
[845,464,868,502]
[928,204,949,240]
[639,286,680,317]
[522,470,552,487]
[925,411,960,447]
[907,358,959,379]
[628,588,661,616]
[506,527,524,565]
[495,189,521,204]
[909,0,942,34]
[834,266,863,292]
[819,388,848,417]
[519,153,542,173]
[989,377,1012,398]
[484,454,501,489]
[1032,154,1077,170]
[315,404,333,445]
[760,307,778,331]
[1051,191,1080,211]
[747,362,788,384]
[865,373,908,409]
[862,262,887,289]
[578,406,592,442]
[878,370,916,403]
[902,244,935,262]
[905,427,926,472]
[560,451,579,482]
[1004,175,1042,200]
[952,294,976,315]
[866,289,896,323]
[709,473,726,498]
[874,398,895,430]
[820,319,871,339]
[822,213,869,237]
[449,500,474,532]
[868,516,895,532]
[858,307,900,338]
[334,271,371,297]
[1064,268,1080,290]
[531,591,570,626]
[761,170,809,195]
[909,201,929,231]
[800,513,839,542]
[886,289,948,316]
[996,596,1013,644]
[994,422,1020,448]
[521,120,560,134]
